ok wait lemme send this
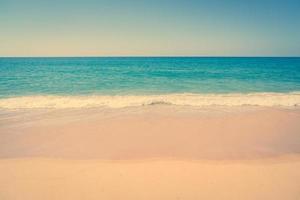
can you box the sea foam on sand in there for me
[0,92,300,109]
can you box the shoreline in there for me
[0,92,300,109]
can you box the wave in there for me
[0,92,300,109]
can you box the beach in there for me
[1,0,300,197]
[1,105,300,159]
[1,158,300,200]
[1,105,300,199]
[1,57,300,199]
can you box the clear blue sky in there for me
[0,0,299,56]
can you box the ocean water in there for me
[0,57,300,109]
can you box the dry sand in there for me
[0,106,300,199]
[1,158,300,200]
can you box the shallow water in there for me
[1,57,300,97]
[1,57,300,109]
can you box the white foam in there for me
[0,92,299,109]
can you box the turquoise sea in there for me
[0,57,300,108]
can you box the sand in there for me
[0,158,300,200]
[1,106,300,159]
[0,106,300,199]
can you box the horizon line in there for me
[1,55,300,58]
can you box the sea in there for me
[0,57,300,109]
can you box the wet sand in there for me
[0,106,300,199]
[1,106,300,159]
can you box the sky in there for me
[0,0,300,56]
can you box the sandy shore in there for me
[1,158,300,200]
[0,106,300,199]
[1,106,300,159]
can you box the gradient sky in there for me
[0,0,300,56]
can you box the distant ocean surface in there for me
[0,57,300,109]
